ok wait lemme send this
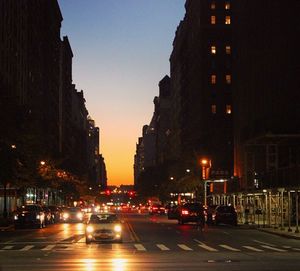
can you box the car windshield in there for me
[184,203,203,211]
[89,214,118,224]
[18,205,38,212]
[217,206,235,213]
[68,208,81,212]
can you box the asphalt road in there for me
[0,212,300,271]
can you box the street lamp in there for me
[40,161,46,166]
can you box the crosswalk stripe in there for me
[178,244,193,251]
[219,244,240,251]
[292,248,300,251]
[156,244,170,251]
[198,244,218,252]
[42,245,56,251]
[3,246,13,250]
[19,245,34,251]
[77,237,85,243]
[243,246,264,252]
[134,244,146,251]
[261,245,287,252]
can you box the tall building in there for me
[0,0,63,159]
[169,0,233,180]
[233,0,300,189]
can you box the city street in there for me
[1,212,300,271]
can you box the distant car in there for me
[85,213,123,244]
[14,204,46,229]
[62,207,84,222]
[42,206,54,224]
[48,206,63,222]
[149,204,165,215]
[215,205,238,226]
[177,203,205,226]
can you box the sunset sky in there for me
[58,0,185,185]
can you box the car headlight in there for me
[77,212,83,219]
[63,213,69,219]
[14,215,18,220]
[114,224,122,232]
[86,225,94,233]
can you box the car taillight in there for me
[182,210,189,215]
[153,207,158,210]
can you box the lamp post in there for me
[200,158,211,207]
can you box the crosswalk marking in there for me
[77,237,85,243]
[156,244,170,251]
[261,245,287,252]
[3,246,13,250]
[19,245,34,251]
[292,248,300,251]
[178,244,193,251]
[42,245,56,251]
[243,246,264,252]
[198,244,218,252]
[219,245,241,252]
[134,244,146,251]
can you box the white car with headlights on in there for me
[62,207,84,222]
[85,213,123,244]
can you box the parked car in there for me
[14,204,46,229]
[62,207,84,222]
[149,204,165,215]
[85,212,123,244]
[215,205,238,226]
[177,203,205,226]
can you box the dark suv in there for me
[14,204,46,229]
[177,203,205,225]
[215,205,237,226]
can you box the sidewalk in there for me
[257,226,300,240]
[238,221,300,240]
[0,217,14,231]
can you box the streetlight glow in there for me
[40,161,46,166]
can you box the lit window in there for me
[212,105,217,114]
[226,74,231,84]
[225,1,230,10]
[211,45,216,54]
[211,15,216,25]
[211,1,216,9]
[211,74,217,84]
[226,105,232,114]
[226,45,231,54]
[225,16,231,25]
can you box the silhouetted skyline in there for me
[58,0,185,185]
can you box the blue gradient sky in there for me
[58,0,185,185]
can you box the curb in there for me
[0,224,14,231]
[257,228,300,240]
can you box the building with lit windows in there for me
[169,0,234,182]
[232,0,300,189]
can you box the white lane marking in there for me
[19,245,34,251]
[134,244,146,251]
[282,246,291,249]
[77,237,85,243]
[219,244,241,251]
[198,244,218,252]
[41,245,56,251]
[156,244,170,251]
[64,245,74,250]
[243,246,264,252]
[253,240,276,247]
[3,246,13,250]
[261,245,287,252]
[178,244,193,251]
[292,248,300,251]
